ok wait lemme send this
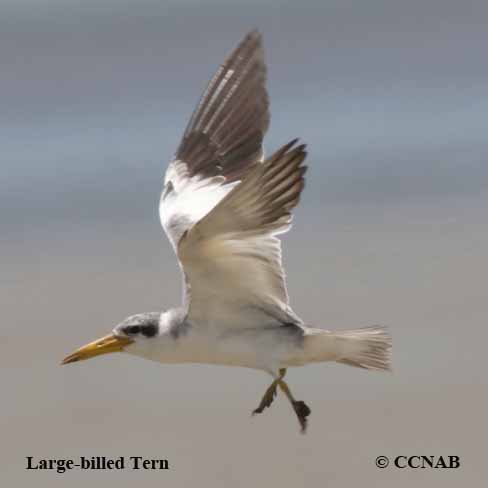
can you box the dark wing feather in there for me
[175,30,269,182]
[189,139,307,239]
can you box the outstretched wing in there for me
[178,140,307,329]
[160,30,269,251]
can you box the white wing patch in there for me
[159,160,237,251]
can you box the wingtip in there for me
[238,29,264,58]
[267,139,308,165]
[288,138,307,151]
[283,138,301,154]
[246,28,263,41]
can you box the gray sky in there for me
[3,0,488,233]
[1,1,487,486]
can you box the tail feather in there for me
[335,325,392,371]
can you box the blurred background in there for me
[1,0,487,486]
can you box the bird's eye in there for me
[125,325,141,335]
[140,323,158,338]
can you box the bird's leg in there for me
[252,368,286,415]
[277,374,311,434]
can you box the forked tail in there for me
[335,325,392,371]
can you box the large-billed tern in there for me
[62,30,391,433]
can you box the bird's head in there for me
[61,312,161,365]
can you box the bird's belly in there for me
[135,326,304,372]
[175,332,266,369]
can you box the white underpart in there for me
[126,317,391,374]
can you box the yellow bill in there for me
[61,333,133,365]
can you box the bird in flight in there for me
[62,30,391,433]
